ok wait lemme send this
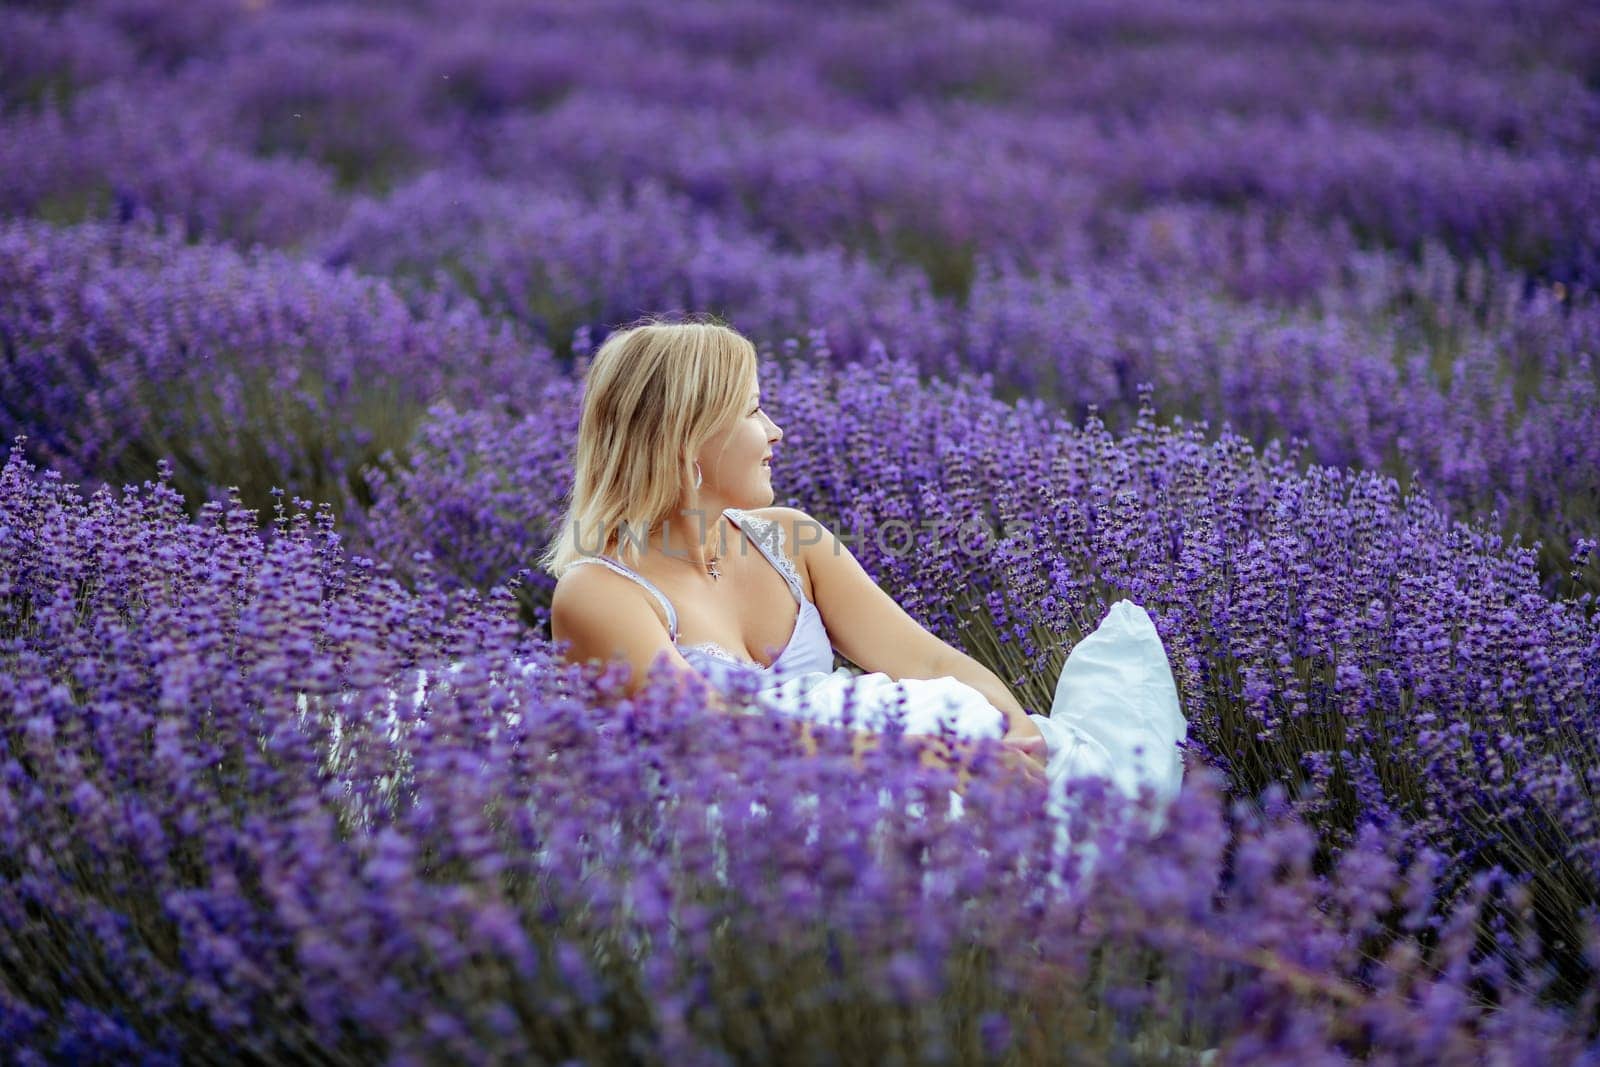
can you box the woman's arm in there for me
[551,564,703,697]
[793,722,1045,794]
[762,507,1045,744]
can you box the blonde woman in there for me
[543,318,1186,807]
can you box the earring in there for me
[693,461,703,490]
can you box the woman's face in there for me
[696,377,782,509]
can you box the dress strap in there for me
[566,556,679,641]
[725,508,804,605]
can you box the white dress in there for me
[749,600,1188,845]
[772,600,1180,789]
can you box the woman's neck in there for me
[652,502,733,572]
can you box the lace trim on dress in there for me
[678,641,753,665]
[726,508,803,602]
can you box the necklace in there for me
[699,518,726,581]
[673,545,722,581]
[667,519,725,581]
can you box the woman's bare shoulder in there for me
[549,564,692,692]
[551,561,621,606]
[551,563,672,649]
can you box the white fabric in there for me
[1033,600,1187,833]
[749,600,1186,829]
[755,668,1009,740]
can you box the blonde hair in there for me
[540,317,758,576]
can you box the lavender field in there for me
[3,0,1599,1061]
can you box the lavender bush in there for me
[3,446,1594,1060]
[321,173,943,364]
[0,7,136,112]
[0,83,344,250]
[16,1,1591,275]
[0,218,551,524]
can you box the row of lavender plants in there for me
[0,218,555,522]
[1,0,1597,585]
[3,440,1596,1061]
[6,1,1596,254]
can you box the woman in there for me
[542,318,1185,808]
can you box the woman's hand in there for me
[911,734,1048,793]
[791,722,1049,794]
[994,739,1049,790]
[1001,730,1048,764]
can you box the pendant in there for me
[707,557,722,581]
